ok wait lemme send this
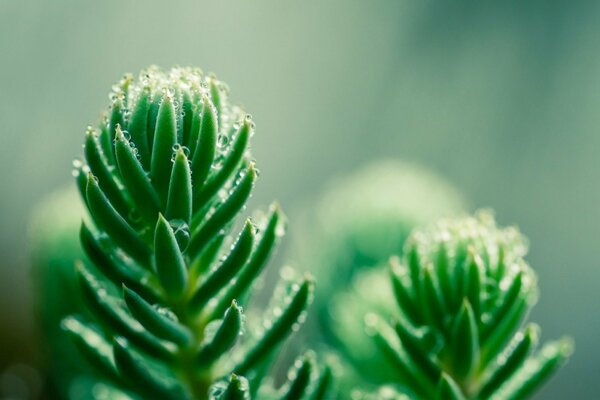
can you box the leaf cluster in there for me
[65,67,331,399]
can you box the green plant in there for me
[64,66,331,399]
[289,160,465,393]
[366,211,572,399]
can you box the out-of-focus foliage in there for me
[366,211,572,399]
[289,160,465,393]
[29,186,107,399]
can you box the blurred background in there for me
[1,1,599,398]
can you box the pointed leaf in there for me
[435,242,455,310]
[151,95,177,206]
[464,251,482,317]
[193,119,251,212]
[154,214,188,300]
[207,205,283,321]
[494,338,573,400]
[191,96,217,190]
[114,127,160,225]
[189,221,254,314]
[234,277,314,375]
[166,146,192,223]
[436,373,465,400]
[479,324,538,399]
[181,92,195,148]
[113,338,189,400]
[62,316,121,383]
[310,364,333,400]
[421,266,446,329]
[367,314,434,399]
[80,222,159,301]
[209,76,224,126]
[394,317,440,382]
[128,87,152,169]
[280,353,315,400]
[84,127,129,217]
[123,286,192,347]
[482,272,523,340]
[451,300,480,379]
[211,374,250,400]
[481,286,529,366]
[196,301,243,368]
[188,165,256,258]
[86,174,151,265]
[77,263,174,362]
[389,258,420,326]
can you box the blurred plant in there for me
[61,66,331,399]
[366,211,573,399]
[289,160,464,391]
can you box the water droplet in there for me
[217,134,229,148]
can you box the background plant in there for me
[366,211,572,399]
[62,66,331,399]
[288,160,464,393]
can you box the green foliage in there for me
[65,66,331,399]
[289,160,465,392]
[367,211,573,399]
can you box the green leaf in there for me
[479,324,538,399]
[113,338,190,400]
[197,301,243,368]
[451,300,480,379]
[209,76,224,126]
[393,317,440,383]
[495,338,573,400]
[84,127,129,217]
[211,374,250,400]
[114,126,160,225]
[436,373,465,400]
[123,286,192,347]
[420,266,446,330]
[189,221,255,315]
[389,258,420,325]
[191,96,217,190]
[234,277,314,375]
[181,92,195,148]
[310,364,333,400]
[86,173,151,265]
[154,214,188,300]
[367,314,435,398]
[207,205,283,321]
[127,86,152,169]
[481,288,529,367]
[76,263,175,362]
[151,94,177,206]
[80,222,160,301]
[280,353,315,400]
[188,164,256,258]
[189,232,226,280]
[166,146,193,223]
[193,118,251,212]
[482,272,523,340]
[61,316,121,384]
[435,242,454,311]
[464,252,482,318]
[109,98,125,154]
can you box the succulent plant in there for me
[64,66,330,399]
[366,211,573,399]
[289,160,465,392]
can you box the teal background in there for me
[0,1,598,398]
